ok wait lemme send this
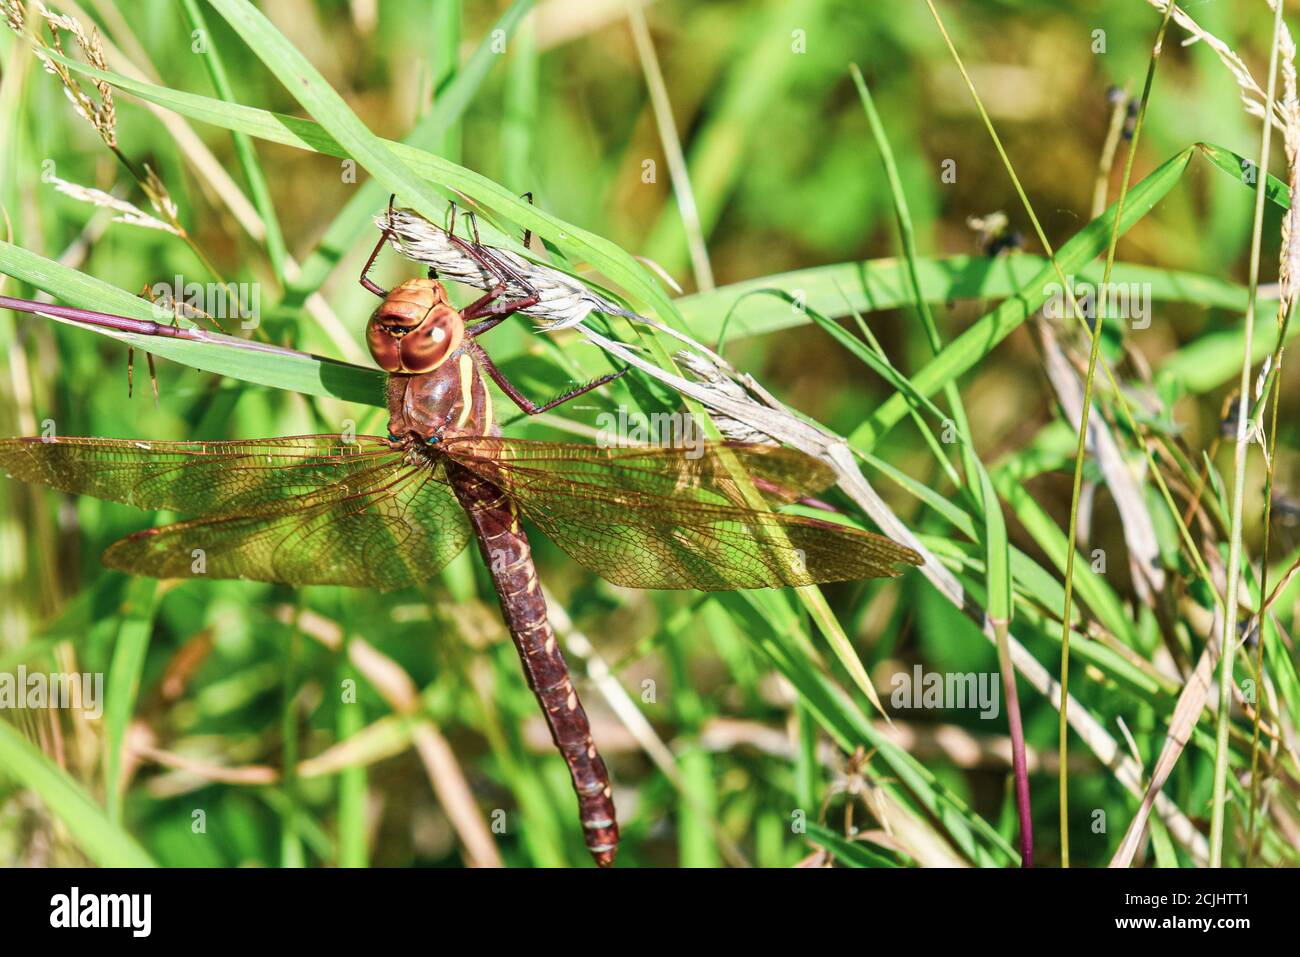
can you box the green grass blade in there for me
[1209,0,1286,868]
[103,577,158,824]
[675,255,1269,342]
[1159,312,1300,393]
[284,0,533,304]
[805,822,900,867]
[44,48,680,322]
[428,0,464,162]
[0,720,156,866]
[641,0,823,276]
[738,592,1017,866]
[180,0,289,282]
[207,0,447,225]
[1197,142,1291,210]
[850,145,1195,451]
[335,663,368,867]
[500,6,536,194]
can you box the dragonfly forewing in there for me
[2,435,472,590]
[0,435,402,514]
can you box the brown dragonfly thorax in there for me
[366,277,465,374]
[371,277,496,443]
[385,343,497,443]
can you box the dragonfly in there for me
[0,228,922,867]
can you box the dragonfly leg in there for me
[446,234,543,333]
[462,282,542,338]
[446,229,539,294]
[464,292,541,328]
[470,342,626,414]
[358,194,402,296]
[519,191,534,248]
[359,227,393,299]
[461,284,508,320]
[453,191,534,248]
[465,298,541,344]
[465,314,507,338]
[444,203,484,246]
[440,209,545,332]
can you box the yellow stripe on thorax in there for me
[455,353,475,427]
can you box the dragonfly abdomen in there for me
[448,461,619,867]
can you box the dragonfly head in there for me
[367,277,465,373]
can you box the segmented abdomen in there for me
[447,461,619,867]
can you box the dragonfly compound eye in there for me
[366,279,463,373]
[396,304,464,373]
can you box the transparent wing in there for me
[444,437,921,591]
[0,435,400,512]
[0,436,469,590]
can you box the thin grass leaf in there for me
[1198,141,1292,210]
[103,576,158,823]
[41,50,679,321]
[804,822,900,867]
[500,6,536,193]
[721,592,1018,866]
[677,255,1271,342]
[851,145,1196,451]
[973,462,1031,863]
[334,663,367,867]
[0,720,156,866]
[1051,3,1175,866]
[428,0,464,162]
[1210,0,1287,868]
[179,0,288,282]
[640,0,822,276]
[285,0,534,304]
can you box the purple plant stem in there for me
[1000,660,1034,866]
[0,293,374,371]
[0,294,203,339]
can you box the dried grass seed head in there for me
[378,206,621,330]
[3,2,117,148]
[47,175,180,235]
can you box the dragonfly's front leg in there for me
[358,226,394,298]
[442,229,542,334]
[358,194,407,297]
[461,281,541,339]
[468,342,627,415]
[463,291,542,338]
